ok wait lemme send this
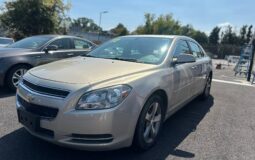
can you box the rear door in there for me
[171,39,196,107]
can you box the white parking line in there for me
[212,79,254,87]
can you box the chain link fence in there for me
[202,44,242,59]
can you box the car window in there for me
[8,36,52,49]
[173,40,190,57]
[50,38,72,50]
[0,38,13,45]
[85,37,173,65]
[74,39,92,49]
[189,41,204,58]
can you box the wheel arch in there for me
[4,63,33,84]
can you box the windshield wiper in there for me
[82,54,97,58]
[109,57,138,62]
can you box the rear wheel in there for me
[200,74,212,99]
[133,94,165,151]
[6,65,30,91]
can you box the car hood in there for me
[29,57,156,84]
[0,48,34,57]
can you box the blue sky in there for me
[68,0,254,34]
[1,0,255,34]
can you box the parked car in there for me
[0,37,14,47]
[16,35,212,151]
[0,35,96,90]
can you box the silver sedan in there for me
[16,35,212,151]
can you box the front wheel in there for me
[133,95,165,151]
[6,65,30,91]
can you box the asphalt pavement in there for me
[0,63,255,160]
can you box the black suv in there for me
[0,35,96,90]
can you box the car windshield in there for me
[8,36,52,49]
[84,37,173,65]
[0,38,13,45]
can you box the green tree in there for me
[110,23,129,36]
[0,0,70,40]
[240,25,247,45]
[209,26,221,45]
[192,31,209,44]
[246,25,253,43]
[135,13,155,34]
[70,17,101,32]
[134,13,181,35]
[180,24,195,37]
[221,25,239,45]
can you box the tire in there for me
[200,74,212,100]
[133,94,165,151]
[6,65,30,91]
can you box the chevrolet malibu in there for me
[16,35,212,151]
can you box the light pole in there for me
[247,30,255,82]
[98,11,108,41]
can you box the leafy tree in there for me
[110,23,129,36]
[134,13,208,44]
[246,25,253,43]
[135,13,155,34]
[69,17,101,32]
[0,0,70,40]
[221,25,239,45]
[239,25,247,45]
[134,13,181,35]
[209,26,221,45]
[180,24,194,37]
[192,31,209,44]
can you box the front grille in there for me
[22,79,70,98]
[17,95,58,119]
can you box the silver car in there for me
[16,35,212,151]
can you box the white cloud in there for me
[217,22,233,28]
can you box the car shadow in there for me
[0,96,214,160]
[0,87,15,98]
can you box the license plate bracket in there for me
[17,108,40,132]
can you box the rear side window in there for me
[50,38,72,50]
[173,40,190,57]
[189,41,204,58]
[74,39,92,49]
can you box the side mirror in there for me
[172,54,196,64]
[44,45,58,53]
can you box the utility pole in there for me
[247,30,255,82]
[97,11,108,41]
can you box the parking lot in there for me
[0,61,255,160]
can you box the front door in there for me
[170,40,196,107]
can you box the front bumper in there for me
[0,70,5,86]
[16,82,142,151]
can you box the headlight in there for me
[76,85,132,110]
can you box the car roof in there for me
[122,34,193,40]
[29,35,80,39]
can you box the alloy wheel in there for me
[12,68,27,87]
[143,102,162,143]
[205,77,211,96]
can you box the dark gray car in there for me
[0,35,96,90]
